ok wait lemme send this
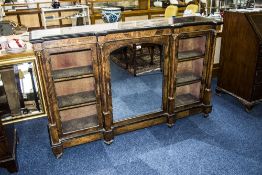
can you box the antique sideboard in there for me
[30,17,222,157]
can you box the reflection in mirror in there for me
[0,62,43,121]
[110,44,163,121]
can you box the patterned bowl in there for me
[101,7,121,23]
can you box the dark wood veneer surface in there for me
[0,121,18,173]
[217,11,262,109]
[32,18,218,157]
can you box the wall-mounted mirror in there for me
[109,44,164,122]
[0,58,46,124]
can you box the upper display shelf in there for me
[30,16,222,43]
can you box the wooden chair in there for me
[164,5,178,18]
[127,5,179,76]
[184,4,199,14]
[130,43,163,76]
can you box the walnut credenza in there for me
[31,17,221,157]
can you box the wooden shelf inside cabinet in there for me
[175,82,201,107]
[178,50,205,60]
[62,114,98,133]
[59,103,99,133]
[176,72,202,86]
[176,57,204,86]
[57,91,96,109]
[52,65,93,81]
[175,93,200,107]
[177,34,207,61]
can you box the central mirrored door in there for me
[109,43,164,121]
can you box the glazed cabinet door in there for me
[173,30,215,111]
[43,43,102,135]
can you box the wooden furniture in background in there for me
[0,41,47,124]
[164,5,178,17]
[31,17,219,157]
[1,0,189,28]
[1,2,49,30]
[217,10,262,111]
[0,119,18,173]
[82,0,186,23]
[41,5,90,29]
[1,1,90,30]
[87,0,165,24]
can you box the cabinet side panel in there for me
[219,11,258,101]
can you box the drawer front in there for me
[253,84,262,100]
[255,70,262,84]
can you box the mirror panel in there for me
[110,44,163,122]
[0,61,45,123]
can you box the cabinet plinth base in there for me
[52,145,64,159]
[167,115,175,127]
[203,113,209,118]
[104,129,114,144]
[104,139,114,145]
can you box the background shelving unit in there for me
[41,5,90,29]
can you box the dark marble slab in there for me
[30,16,222,43]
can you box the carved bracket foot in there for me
[215,87,222,96]
[103,129,114,145]
[104,139,114,145]
[243,102,254,112]
[52,144,64,159]
[167,123,174,128]
[203,113,209,118]
[167,115,175,128]
[1,160,19,173]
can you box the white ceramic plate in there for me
[20,32,30,42]
[6,45,27,54]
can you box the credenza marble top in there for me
[30,16,222,43]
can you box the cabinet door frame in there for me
[98,33,170,143]
[42,43,103,137]
[171,29,216,113]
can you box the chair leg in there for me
[150,46,154,65]
[132,44,137,76]
[122,47,128,69]
[159,45,163,72]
